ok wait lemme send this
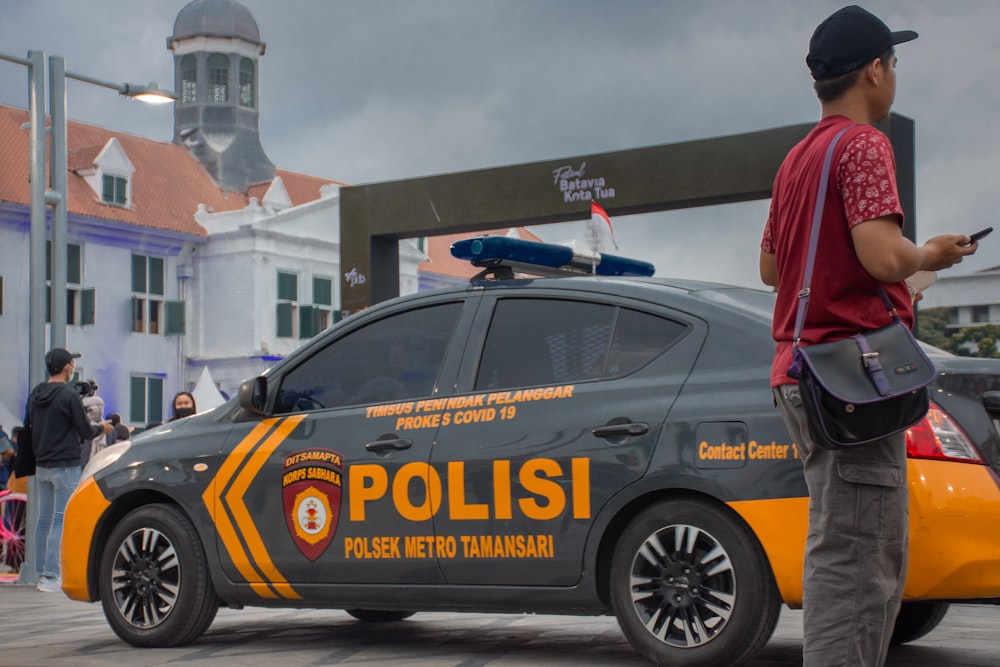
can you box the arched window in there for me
[208,53,229,103]
[180,55,197,104]
[239,58,255,108]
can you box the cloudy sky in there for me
[0,0,996,287]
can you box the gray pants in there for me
[774,384,908,667]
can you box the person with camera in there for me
[26,348,112,592]
[76,378,106,468]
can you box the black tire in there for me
[890,602,949,645]
[610,499,780,667]
[345,609,416,622]
[99,504,220,647]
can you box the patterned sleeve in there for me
[760,200,776,253]
[838,129,904,229]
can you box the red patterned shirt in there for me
[761,115,913,387]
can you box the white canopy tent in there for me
[191,366,227,413]
[0,400,21,432]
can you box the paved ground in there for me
[0,584,998,667]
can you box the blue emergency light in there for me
[450,236,655,278]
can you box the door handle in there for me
[592,422,649,438]
[365,438,414,452]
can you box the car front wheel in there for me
[610,498,780,667]
[99,504,219,647]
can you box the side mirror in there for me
[239,376,268,415]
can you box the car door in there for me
[211,295,475,595]
[430,290,705,586]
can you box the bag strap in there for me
[791,124,898,347]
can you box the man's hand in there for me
[853,219,978,283]
[100,420,114,435]
[919,234,978,271]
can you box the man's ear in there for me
[864,57,884,86]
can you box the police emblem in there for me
[282,448,344,561]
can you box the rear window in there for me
[474,298,687,391]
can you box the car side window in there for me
[474,299,687,391]
[606,307,688,377]
[274,302,462,414]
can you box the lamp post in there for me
[0,49,175,585]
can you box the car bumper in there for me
[904,458,1000,600]
[60,476,111,601]
[728,459,1000,606]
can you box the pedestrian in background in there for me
[6,427,28,495]
[26,348,112,592]
[80,379,106,468]
[759,6,977,666]
[169,391,197,421]
[0,425,13,489]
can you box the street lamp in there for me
[0,49,175,585]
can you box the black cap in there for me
[807,5,917,80]
[45,348,81,375]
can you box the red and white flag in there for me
[590,201,618,250]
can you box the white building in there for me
[0,0,424,428]
[919,266,1000,334]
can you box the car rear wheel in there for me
[99,504,219,647]
[610,498,780,667]
[890,601,949,645]
[345,609,416,622]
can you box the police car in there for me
[63,237,1000,666]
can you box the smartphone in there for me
[966,226,993,245]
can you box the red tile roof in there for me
[0,104,346,238]
[1,103,532,279]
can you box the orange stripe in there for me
[203,419,278,596]
[225,414,306,600]
[62,477,111,601]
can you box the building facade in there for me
[918,266,1000,337]
[0,0,424,428]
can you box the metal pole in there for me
[27,51,47,388]
[20,49,48,586]
[50,55,68,351]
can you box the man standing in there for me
[759,6,977,666]
[27,348,112,592]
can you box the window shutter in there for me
[130,376,146,423]
[165,300,186,336]
[149,257,164,295]
[115,177,127,205]
[299,305,317,339]
[313,277,332,306]
[131,255,146,292]
[67,244,82,284]
[148,378,163,424]
[277,302,293,338]
[102,174,115,202]
[277,272,297,301]
[81,288,95,325]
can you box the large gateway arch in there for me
[339,113,914,314]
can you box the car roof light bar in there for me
[450,236,655,278]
